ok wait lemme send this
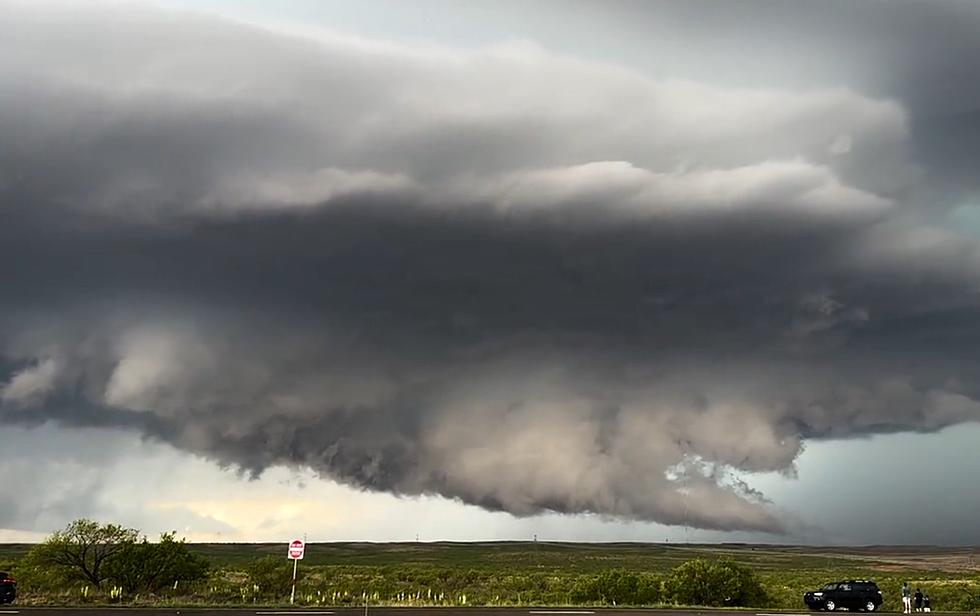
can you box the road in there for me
[0,608,855,616]
[0,608,905,616]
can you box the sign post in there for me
[287,539,305,604]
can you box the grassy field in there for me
[2,542,979,610]
[5,540,975,570]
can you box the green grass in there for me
[5,540,977,571]
[165,541,979,570]
[4,542,980,610]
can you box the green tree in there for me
[24,519,139,589]
[664,558,766,607]
[102,532,209,593]
[710,559,767,606]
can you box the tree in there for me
[664,558,766,607]
[102,532,209,593]
[708,559,767,606]
[26,519,139,589]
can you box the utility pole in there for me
[682,482,690,543]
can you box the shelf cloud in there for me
[3,1,980,535]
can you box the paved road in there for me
[0,609,840,616]
[0,608,912,616]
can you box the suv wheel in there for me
[825,600,836,611]
[865,602,876,612]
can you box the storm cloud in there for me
[3,1,980,534]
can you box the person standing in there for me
[902,582,912,614]
[914,588,924,612]
[923,594,931,613]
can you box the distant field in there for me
[5,540,978,571]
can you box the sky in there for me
[2,0,980,545]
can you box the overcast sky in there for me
[2,0,980,545]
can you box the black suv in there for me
[0,572,15,604]
[804,580,883,612]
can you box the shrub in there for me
[664,558,766,607]
[570,569,663,605]
[102,532,209,593]
[246,555,297,600]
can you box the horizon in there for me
[3,539,978,549]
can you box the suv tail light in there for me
[1,578,14,585]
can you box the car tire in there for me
[825,600,836,611]
[865,601,877,612]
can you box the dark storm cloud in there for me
[2,1,980,534]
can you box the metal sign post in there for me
[290,557,298,604]
[287,539,305,604]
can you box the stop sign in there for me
[287,539,305,560]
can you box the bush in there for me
[9,558,76,596]
[102,532,209,593]
[664,558,766,607]
[13,521,210,600]
[570,569,663,605]
[246,555,297,600]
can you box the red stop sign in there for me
[288,539,305,560]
